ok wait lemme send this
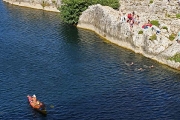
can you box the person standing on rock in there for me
[176,31,180,43]
[135,15,140,25]
[178,0,180,6]
[119,9,123,16]
[120,13,126,23]
[152,25,161,35]
[119,9,126,23]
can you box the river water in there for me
[1,1,180,120]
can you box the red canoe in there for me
[27,95,47,115]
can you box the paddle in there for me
[50,105,54,108]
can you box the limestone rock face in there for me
[78,4,180,70]
[13,0,61,7]
[3,0,61,11]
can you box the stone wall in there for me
[77,4,180,70]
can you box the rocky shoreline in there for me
[2,0,180,70]
[77,4,180,70]
[3,0,60,12]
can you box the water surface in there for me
[1,1,180,120]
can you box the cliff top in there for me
[119,0,180,34]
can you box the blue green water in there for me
[1,1,180,120]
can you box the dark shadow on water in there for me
[58,23,81,44]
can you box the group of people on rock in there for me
[119,10,161,34]
[119,10,180,43]
[126,11,140,31]
[120,11,154,32]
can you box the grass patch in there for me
[150,20,160,27]
[169,53,180,62]
[149,0,153,4]
[176,14,180,19]
[165,12,171,18]
[162,26,168,31]
[169,33,176,41]
[149,34,157,40]
[138,30,143,34]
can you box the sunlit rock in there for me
[78,3,180,70]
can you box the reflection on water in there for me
[1,1,180,120]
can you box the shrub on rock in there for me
[150,20,160,27]
[149,34,157,40]
[59,0,120,25]
[169,33,176,41]
[169,53,180,62]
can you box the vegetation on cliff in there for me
[169,53,180,62]
[176,14,180,19]
[59,0,119,25]
[150,20,160,27]
[138,30,143,34]
[169,33,176,41]
[149,34,157,41]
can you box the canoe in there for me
[27,95,47,115]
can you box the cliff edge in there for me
[77,3,180,70]
[3,0,61,12]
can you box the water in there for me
[1,1,180,120]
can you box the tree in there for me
[59,0,120,25]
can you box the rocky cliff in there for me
[3,0,61,12]
[3,0,180,70]
[77,2,180,70]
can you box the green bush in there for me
[149,34,157,40]
[149,0,153,4]
[162,26,168,31]
[59,0,120,25]
[138,30,143,34]
[150,20,160,27]
[169,33,176,41]
[169,53,180,62]
[176,14,180,19]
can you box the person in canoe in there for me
[31,94,37,102]
[28,95,45,109]
[27,95,47,114]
